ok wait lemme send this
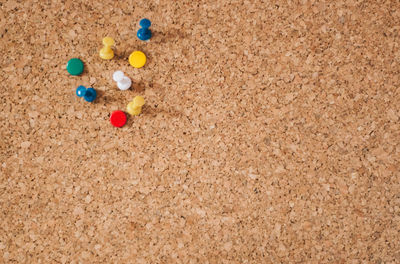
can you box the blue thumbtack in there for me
[76,85,97,102]
[137,18,152,41]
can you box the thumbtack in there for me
[76,85,97,102]
[113,70,132,91]
[99,37,115,60]
[137,18,152,41]
[127,96,145,116]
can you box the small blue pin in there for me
[76,85,97,102]
[137,18,152,41]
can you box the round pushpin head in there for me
[83,88,97,102]
[113,71,124,82]
[110,110,127,128]
[67,58,84,76]
[129,51,146,68]
[102,37,115,46]
[117,77,132,91]
[139,18,151,28]
[76,85,86,97]
[133,96,145,107]
[137,28,152,41]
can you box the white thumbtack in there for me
[113,70,132,91]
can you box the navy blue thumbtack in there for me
[76,85,97,102]
[137,18,152,41]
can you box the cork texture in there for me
[1,0,399,263]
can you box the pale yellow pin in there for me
[127,96,145,116]
[99,37,115,60]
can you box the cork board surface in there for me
[1,0,399,263]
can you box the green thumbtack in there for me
[66,58,84,76]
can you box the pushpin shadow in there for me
[154,29,189,43]
[114,48,130,60]
[144,104,183,118]
[81,62,89,75]
[132,80,145,93]
[124,105,150,126]
[93,89,106,104]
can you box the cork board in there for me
[1,0,399,263]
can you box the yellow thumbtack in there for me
[129,51,146,68]
[127,96,145,116]
[99,37,115,60]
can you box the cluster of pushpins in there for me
[66,18,152,128]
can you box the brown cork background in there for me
[1,0,399,263]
